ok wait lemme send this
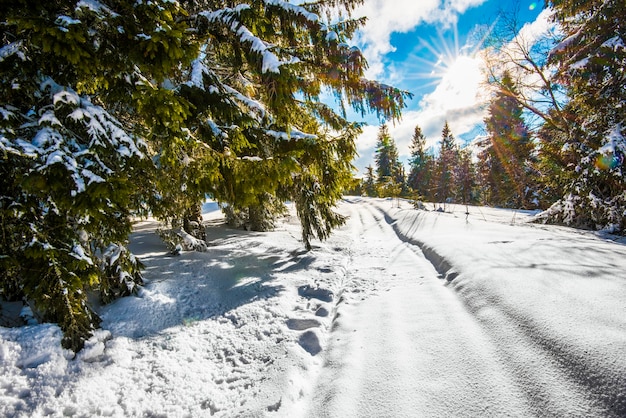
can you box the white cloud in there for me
[350,4,556,176]
[514,8,555,47]
[354,51,488,175]
[354,0,487,79]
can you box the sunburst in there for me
[398,19,498,107]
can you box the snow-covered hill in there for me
[1,197,625,417]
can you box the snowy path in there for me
[1,198,624,417]
[303,198,624,417]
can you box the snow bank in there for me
[373,198,626,416]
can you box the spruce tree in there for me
[541,0,625,231]
[0,1,167,350]
[374,123,404,196]
[435,121,459,206]
[478,71,535,208]
[407,124,434,199]
[456,147,477,206]
[363,165,378,197]
[1,0,411,349]
[535,110,577,207]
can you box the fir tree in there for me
[0,0,192,350]
[407,124,434,199]
[435,121,459,206]
[456,147,477,206]
[540,0,625,231]
[374,123,404,196]
[363,165,378,197]
[478,71,535,208]
[0,0,411,349]
[535,110,577,207]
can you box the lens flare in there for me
[595,152,624,170]
[529,3,537,11]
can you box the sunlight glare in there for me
[402,20,495,111]
[432,54,483,110]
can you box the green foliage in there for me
[455,148,478,206]
[435,121,459,204]
[478,72,536,208]
[362,165,378,197]
[100,244,144,305]
[535,114,577,207]
[541,0,626,231]
[374,124,404,196]
[407,124,434,199]
[223,193,289,232]
[291,124,360,249]
[1,0,410,350]
[294,171,346,251]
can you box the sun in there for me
[399,20,496,109]
[434,54,484,109]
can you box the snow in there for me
[326,31,339,42]
[1,198,625,417]
[187,58,208,89]
[55,16,82,28]
[81,168,105,185]
[241,156,263,161]
[76,0,117,17]
[602,35,625,50]
[0,106,16,120]
[70,243,93,265]
[0,41,25,62]
[38,110,62,127]
[267,128,317,141]
[198,6,301,74]
[222,84,267,120]
[570,57,590,70]
[265,0,320,23]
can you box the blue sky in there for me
[342,0,549,175]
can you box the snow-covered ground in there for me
[1,197,625,417]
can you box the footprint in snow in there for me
[298,285,333,302]
[286,318,321,331]
[298,330,322,356]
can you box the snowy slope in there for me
[306,198,626,417]
[381,196,626,416]
[1,198,625,417]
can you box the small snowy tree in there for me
[363,165,378,197]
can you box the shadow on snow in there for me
[100,221,307,340]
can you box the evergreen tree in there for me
[478,71,535,208]
[363,165,378,197]
[456,147,477,206]
[407,124,434,199]
[0,2,164,350]
[374,123,404,196]
[541,0,625,231]
[435,121,459,206]
[535,109,577,207]
[0,0,410,349]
